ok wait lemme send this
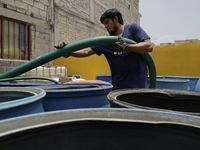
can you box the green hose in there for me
[0,77,60,84]
[124,38,156,88]
[0,36,156,88]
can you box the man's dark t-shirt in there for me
[91,23,150,90]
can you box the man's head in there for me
[100,8,124,35]
[100,8,123,25]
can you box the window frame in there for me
[0,16,31,60]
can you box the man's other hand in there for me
[54,42,67,49]
[110,36,128,53]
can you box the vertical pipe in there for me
[28,25,31,60]
[14,22,15,59]
[8,20,9,59]
[19,23,21,60]
[1,18,3,58]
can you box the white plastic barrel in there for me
[37,66,43,77]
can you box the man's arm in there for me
[64,47,97,58]
[124,39,153,53]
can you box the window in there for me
[0,16,31,60]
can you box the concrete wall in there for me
[54,0,141,79]
[0,0,141,77]
[56,0,141,44]
[0,0,54,75]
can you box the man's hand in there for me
[54,42,67,49]
[54,42,71,58]
[110,36,128,53]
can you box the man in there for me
[56,8,153,90]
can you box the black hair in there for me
[100,8,124,25]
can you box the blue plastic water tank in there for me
[0,87,45,120]
[195,79,200,91]
[0,109,200,150]
[165,76,200,91]
[107,88,200,116]
[31,83,113,112]
[156,78,190,90]
[95,74,112,83]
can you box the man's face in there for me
[103,18,118,35]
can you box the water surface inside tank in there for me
[116,91,200,113]
[0,91,35,103]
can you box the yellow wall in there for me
[54,41,200,79]
[151,41,200,77]
[54,54,111,80]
